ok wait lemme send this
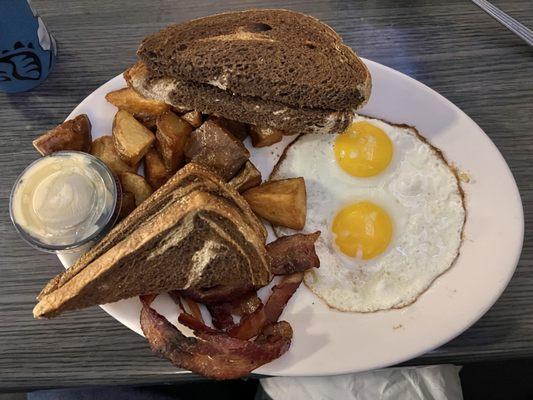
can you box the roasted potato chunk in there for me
[249,125,283,148]
[172,105,192,114]
[181,110,203,128]
[105,88,169,117]
[228,161,262,193]
[120,172,153,206]
[210,117,249,141]
[136,115,157,131]
[118,191,136,221]
[184,117,250,180]
[243,177,306,230]
[155,111,193,171]
[112,110,155,166]
[33,114,92,156]
[91,136,138,175]
[144,148,173,190]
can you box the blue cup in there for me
[0,0,57,93]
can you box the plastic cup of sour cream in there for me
[10,151,120,253]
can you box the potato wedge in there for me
[249,125,283,147]
[120,172,153,206]
[105,88,169,117]
[173,105,192,114]
[112,110,155,166]
[243,177,306,230]
[33,114,92,156]
[91,136,138,175]
[155,111,193,171]
[181,110,203,128]
[184,117,250,180]
[118,191,136,221]
[228,161,262,193]
[136,115,157,131]
[144,148,173,190]
[210,117,249,141]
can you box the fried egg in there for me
[271,115,465,312]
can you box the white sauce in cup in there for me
[10,152,119,252]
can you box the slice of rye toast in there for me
[37,163,266,301]
[137,9,371,111]
[125,61,354,135]
[34,190,271,318]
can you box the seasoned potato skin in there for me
[249,125,283,148]
[144,148,172,190]
[155,111,192,171]
[210,117,249,141]
[91,136,138,176]
[112,110,155,166]
[120,172,153,206]
[228,161,262,193]
[105,87,169,117]
[33,114,92,156]
[243,177,307,230]
[181,110,203,128]
[184,117,250,180]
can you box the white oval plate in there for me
[59,59,523,376]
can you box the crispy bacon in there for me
[231,292,262,316]
[267,232,321,275]
[139,294,157,305]
[227,305,267,340]
[168,290,183,307]
[178,284,255,304]
[207,303,235,330]
[207,290,263,330]
[183,298,204,322]
[140,299,292,380]
[227,273,303,340]
[178,312,219,334]
[264,272,303,322]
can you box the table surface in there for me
[0,0,532,391]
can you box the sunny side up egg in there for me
[271,115,466,312]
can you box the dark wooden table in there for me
[0,0,531,391]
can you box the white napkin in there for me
[261,365,462,400]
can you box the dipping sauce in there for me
[10,152,119,252]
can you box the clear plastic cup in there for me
[10,151,121,253]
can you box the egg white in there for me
[272,115,465,312]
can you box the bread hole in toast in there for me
[177,44,187,51]
[305,42,317,49]
[243,22,272,32]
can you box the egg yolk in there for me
[332,201,393,260]
[334,121,393,177]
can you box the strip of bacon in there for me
[264,272,304,322]
[168,290,183,307]
[168,291,205,323]
[140,300,292,380]
[178,284,255,304]
[207,303,235,330]
[267,232,321,275]
[139,294,157,305]
[207,291,263,330]
[231,292,262,316]
[227,272,303,340]
[183,298,204,323]
[178,312,220,334]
